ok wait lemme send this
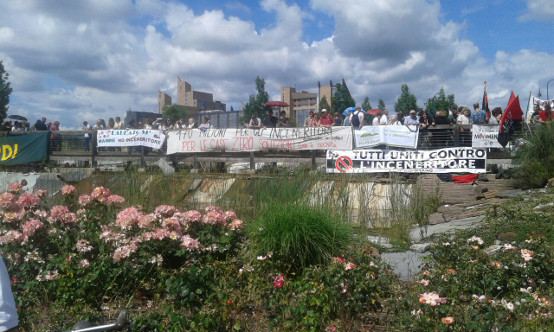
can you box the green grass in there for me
[247,203,352,271]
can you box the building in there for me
[157,90,172,114]
[280,87,318,126]
[176,77,226,111]
[280,80,342,126]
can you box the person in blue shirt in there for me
[470,103,487,124]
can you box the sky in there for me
[1,0,553,128]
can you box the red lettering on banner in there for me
[181,141,196,152]
[318,141,337,148]
[210,138,227,150]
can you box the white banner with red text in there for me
[354,125,419,149]
[166,127,353,154]
[97,129,166,149]
[326,147,487,173]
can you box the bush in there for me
[512,122,554,187]
[247,203,352,271]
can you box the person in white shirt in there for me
[380,109,389,125]
[404,110,419,125]
[248,114,262,128]
[0,256,18,331]
[372,112,382,126]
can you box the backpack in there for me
[351,111,361,128]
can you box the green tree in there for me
[361,97,372,110]
[424,87,457,115]
[241,76,269,123]
[378,99,385,110]
[0,60,13,123]
[394,84,417,113]
[162,104,187,124]
[319,96,332,112]
[331,83,355,114]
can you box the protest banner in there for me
[166,126,353,154]
[354,125,419,149]
[326,147,486,174]
[0,132,48,166]
[97,129,166,149]
[472,125,502,148]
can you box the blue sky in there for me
[0,0,553,128]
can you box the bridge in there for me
[2,124,515,171]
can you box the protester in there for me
[391,112,404,125]
[350,106,364,129]
[107,118,115,129]
[488,107,502,125]
[50,121,61,151]
[380,109,389,125]
[372,112,382,126]
[419,111,435,148]
[318,109,334,127]
[262,109,277,128]
[199,116,211,132]
[343,110,352,126]
[304,111,315,127]
[277,110,290,127]
[82,121,92,151]
[333,112,343,126]
[457,107,471,125]
[249,114,262,128]
[113,117,123,129]
[188,117,198,129]
[470,103,487,124]
[404,110,419,125]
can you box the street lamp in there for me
[547,79,554,100]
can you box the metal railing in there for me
[1,124,522,169]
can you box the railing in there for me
[3,124,520,169]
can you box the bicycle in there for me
[63,309,131,332]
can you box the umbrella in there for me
[265,101,289,107]
[6,115,28,122]
[365,108,381,115]
[342,106,356,116]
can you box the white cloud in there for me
[520,0,554,21]
[0,0,551,128]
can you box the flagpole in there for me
[524,90,533,134]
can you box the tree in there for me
[319,96,332,112]
[331,83,355,114]
[0,60,13,123]
[162,105,187,124]
[424,87,457,115]
[241,76,269,123]
[394,84,417,113]
[378,99,386,110]
[361,97,372,110]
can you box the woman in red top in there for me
[538,103,553,122]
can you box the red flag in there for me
[498,91,523,147]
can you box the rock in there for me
[548,178,554,188]
[477,173,489,182]
[428,212,446,225]
[481,187,488,193]
[484,244,503,255]
[475,193,486,200]
[496,189,524,198]
[534,202,554,210]
[495,173,502,179]
[410,243,432,253]
[501,172,511,179]
[155,158,175,175]
[367,235,393,249]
